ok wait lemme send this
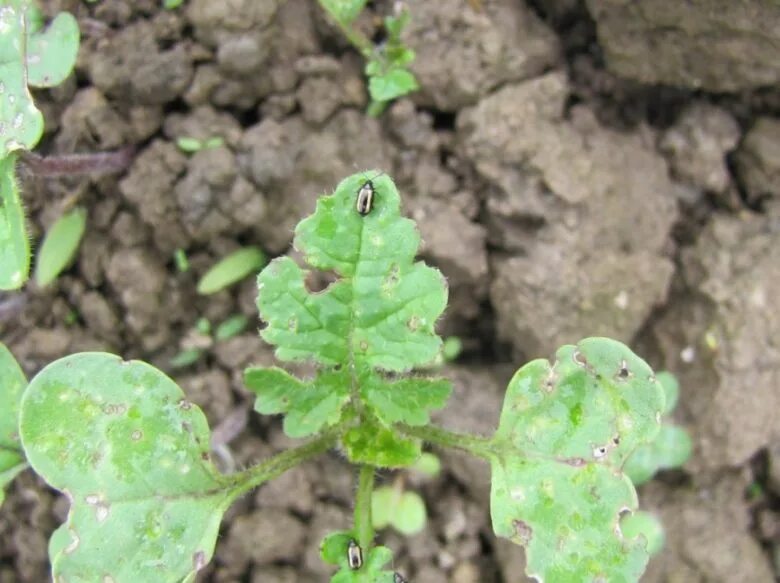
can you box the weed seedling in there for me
[317,1,418,115]
[196,246,267,295]
[2,172,669,582]
[33,207,87,287]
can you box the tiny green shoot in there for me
[174,248,190,272]
[196,246,267,295]
[175,136,224,153]
[317,1,418,115]
[215,314,249,341]
[169,347,204,369]
[34,207,87,287]
[163,0,185,9]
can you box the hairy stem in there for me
[354,464,375,547]
[227,429,338,498]
[19,146,136,177]
[399,423,495,459]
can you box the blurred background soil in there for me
[1,0,780,581]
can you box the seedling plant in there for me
[318,0,418,116]
[1,172,670,582]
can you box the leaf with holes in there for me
[488,337,665,582]
[0,342,27,506]
[252,172,448,465]
[19,353,235,582]
[0,153,29,290]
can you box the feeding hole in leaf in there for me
[193,550,207,571]
[130,429,143,441]
[593,445,608,459]
[616,359,632,381]
[572,349,588,368]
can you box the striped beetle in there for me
[355,172,384,216]
[347,539,363,570]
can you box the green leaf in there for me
[174,248,190,272]
[163,0,185,9]
[321,531,354,565]
[254,172,448,464]
[0,153,30,290]
[34,207,87,287]
[319,0,368,25]
[215,314,249,341]
[442,337,462,362]
[623,424,692,486]
[0,342,27,506]
[656,371,679,414]
[176,137,203,152]
[0,6,44,157]
[245,367,351,438]
[330,545,396,583]
[19,353,234,582]
[411,451,441,478]
[372,486,426,535]
[620,511,664,557]
[367,67,418,103]
[343,422,420,467]
[25,11,79,88]
[258,172,446,370]
[197,246,266,295]
[489,338,665,582]
[363,377,451,426]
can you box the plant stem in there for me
[227,429,338,498]
[354,464,375,547]
[330,16,374,59]
[399,423,495,459]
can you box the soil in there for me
[2,0,780,581]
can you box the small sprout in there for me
[34,207,87,287]
[195,317,212,335]
[215,314,249,341]
[176,136,224,153]
[174,248,190,273]
[196,246,267,295]
[164,0,185,9]
[347,539,363,569]
[169,348,204,369]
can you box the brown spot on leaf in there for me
[512,519,533,545]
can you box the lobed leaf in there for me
[253,172,448,465]
[489,338,665,582]
[0,153,30,290]
[19,353,234,582]
[245,367,351,438]
[34,206,87,287]
[0,342,27,506]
